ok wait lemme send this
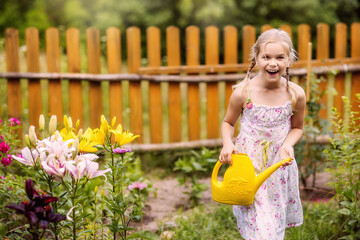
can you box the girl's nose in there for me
[269,59,277,66]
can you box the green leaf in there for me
[338,208,351,216]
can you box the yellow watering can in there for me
[211,153,291,205]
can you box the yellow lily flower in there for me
[92,128,106,145]
[60,128,76,141]
[79,139,98,153]
[100,115,110,135]
[110,124,139,146]
[79,128,98,152]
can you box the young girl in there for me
[219,29,305,239]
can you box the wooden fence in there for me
[0,23,360,149]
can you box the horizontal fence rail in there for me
[0,23,360,148]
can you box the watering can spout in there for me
[254,158,292,193]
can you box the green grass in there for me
[158,200,342,240]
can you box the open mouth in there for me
[266,69,279,74]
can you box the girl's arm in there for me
[280,84,306,164]
[219,87,245,164]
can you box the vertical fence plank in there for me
[127,27,143,142]
[26,27,41,127]
[224,25,238,123]
[205,26,219,139]
[166,26,181,142]
[5,28,21,122]
[297,24,311,61]
[107,27,123,126]
[66,28,83,128]
[316,23,330,120]
[86,27,102,128]
[186,25,200,141]
[147,26,162,143]
[242,25,256,64]
[280,24,292,39]
[224,26,238,135]
[316,23,330,60]
[261,24,273,33]
[224,25,238,139]
[333,23,347,117]
[46,28,63,121]
[351,22,360,115]
[186,26,200,141]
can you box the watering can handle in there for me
[211,161,223,188]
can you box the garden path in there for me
[138,172,332,232]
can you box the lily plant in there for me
[11,114,147,240]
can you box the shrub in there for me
[324,94,360,239]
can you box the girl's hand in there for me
[219,143,238,165]
[280,144,294,166]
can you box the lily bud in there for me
[94,186,98,194]
[29,126,37,146]
[39,114,45,131]
[77,128,83,140]
[72,138,79,159]
[54,130,61,139]
[63,115,69,129]
[111,116,116,127]
[68,117,73,128]
[101,190,105,198]
[100,115,109,135]
[75,119,80,129]
[24,134,31,148]
[49,115,57,135]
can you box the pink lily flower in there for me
[85,161,111,180]
[12,148,39,166]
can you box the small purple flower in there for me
[8,118,21,126]
[0,135,3,140]
[0,142,10,153]
[128,181,148,191]
[0,119,2,124]
[113,148,132,154]
[1,155,12,167]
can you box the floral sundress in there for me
[233,91,303,240]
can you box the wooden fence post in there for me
[66,28,83,129]
[242,25,256,64]
[280,24,292,39]
[107,27,123,125]
[297,24,311,61]
[186,25,201,141]
[5,28,21,123]
[86,27,102,128]
[316,23,330,120]
[333,23,348,117]
[46,27,63,121]
[205,25,219,139]
[224,25,238,116]
[351,22,360,115]
[261,24,272,33]
[147,26,162,143]
[26,27,41,127]
[166,26,181,142]
[127,26,143,142]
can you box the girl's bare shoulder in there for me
[289,81,306,97]
[231,85,247,103]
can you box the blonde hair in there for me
[233,29,298,109]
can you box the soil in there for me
[133,172,334,233]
